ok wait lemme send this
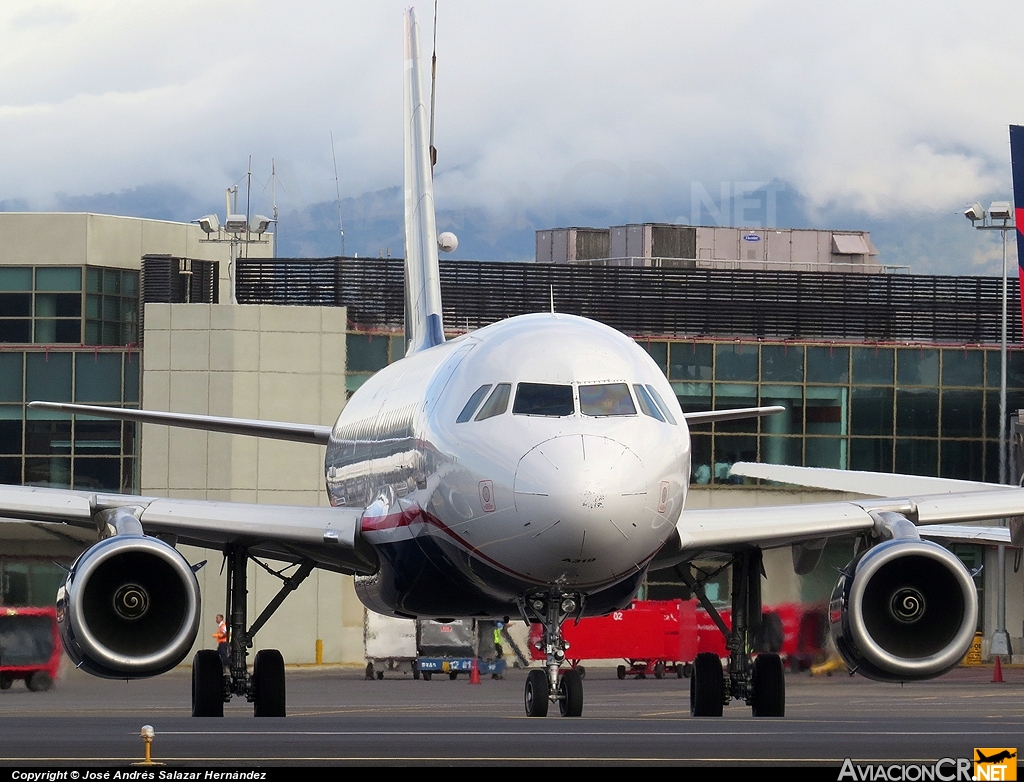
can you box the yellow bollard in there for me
[316,638,324,665]
[132,725,164,767]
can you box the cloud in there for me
[0,1,1021,272]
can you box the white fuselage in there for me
[325,313,690,618]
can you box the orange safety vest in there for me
[213,621,228,644]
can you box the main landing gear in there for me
[191,543,313,718]
[681,549,785,718]
[520,590,584,718]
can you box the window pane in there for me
[638,341,667,373]
[0,456,20,484]
[86,268,102,293]
[852,347,893,385]
[760,385,802,436]
[713,384,757,433]
[346,334,389,372]
[761,435,801,466]
[760,345,803,382]
[53,320,81,343]
[674,383,711,429]
[690,434,711,484]
[645,386,677,425]
[0,320,31,342]
[940,440,984,481]
[850,437,893,472]
[25,417,71,454]
[124,356,139,403]
[35,267,82,292]
[987,350,1024,388]
[0,293,31,316]
[0,267,32,291]
[35,292,81,318]
[74,420,122,454]
[896,389,938,438]
[475,383,511,421]
[942,349,984,387]
[713,435,757,482]
[895,439,938,477]
[24,456,71,487]
[851,387,893,436]
[73,457,121,491]
[389,335,405,362]
[806,386,848,436]
[715,344,758,382]
[75,352,122,403]
[634,384,665,421]
[941,390,983,438]
[806,437,846,469]
[0,354,23,401]
[0,413,22,454]
[457,384,492,423]
[897,348,938,386]
[806,346,850,383]
[26,352,72,402]
[669,343,712,381]
[512,383,574,417]
[579,383,636,416]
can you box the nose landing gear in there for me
[519,590,585,717]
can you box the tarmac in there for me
[0,662,1020,767]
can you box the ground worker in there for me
[213,614,229,668]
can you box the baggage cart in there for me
[0,606,61,692]
[364,610,418,679]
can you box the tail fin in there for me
[403,8,445,354]
[1009,125,1024,329]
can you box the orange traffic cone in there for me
[469,658,481,685]
[992,655,1005,683]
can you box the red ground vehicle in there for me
[0,606,61,692]
[530,599,698,678]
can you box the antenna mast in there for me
[330,131,346,257]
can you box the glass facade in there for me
[0,266,139,346]
[639,339,1022,485]
[0,350,139,492]
[345,333,406,394]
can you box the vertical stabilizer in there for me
[404,8,445,354]
[1009,125,1024,328]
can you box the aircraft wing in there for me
[654,483,1024,568]
[0,484,375,575]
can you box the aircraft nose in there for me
[513,435,649,580]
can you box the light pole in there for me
[964,199,1016,659]
[195,187,273,305]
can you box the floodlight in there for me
[224,214,248,234]
[964,203,986,222]
[249,215,272,235]
[197,215,220,234]
[989,201,1012,221]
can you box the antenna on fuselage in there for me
[429,0,438,171]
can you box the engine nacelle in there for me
[56,534,201,679]
[830,538,978,682]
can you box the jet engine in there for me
[830,532,978,682]
[57,532,201,679]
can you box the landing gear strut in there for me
[681,549,785,718]
[520,590,584,718]
[191,543,313,718]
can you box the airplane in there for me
[2,8,1024,720]
[975,750,1017,764]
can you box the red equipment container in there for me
[0,606,61,692]
[530,599,698,679]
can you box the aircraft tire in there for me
[191,650,224,718]
[253,649,286,718]
[524,669,549,717]
[558,669,583,717]
[26,672,52,692]
[0,674,13,690]
[690,652,724,717]
[751,653,785,717]
[654,661,665,679]
[616,665,626,680]
[422,671,432,681]
[449,671,458,680]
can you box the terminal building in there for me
[0,213,1021,665]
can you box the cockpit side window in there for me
[645,384,678,425]
[633,384,665,421]
[512,383,574,417]
[579,383,637,416]
[457,384,492,423]
[475,383,512,421]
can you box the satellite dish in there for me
[437,231,458,253]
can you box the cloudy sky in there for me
[0,1,1020,271]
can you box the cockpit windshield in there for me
[579,383,636,416]
[513,383,574,417]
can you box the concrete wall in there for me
[140,302,366,664]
